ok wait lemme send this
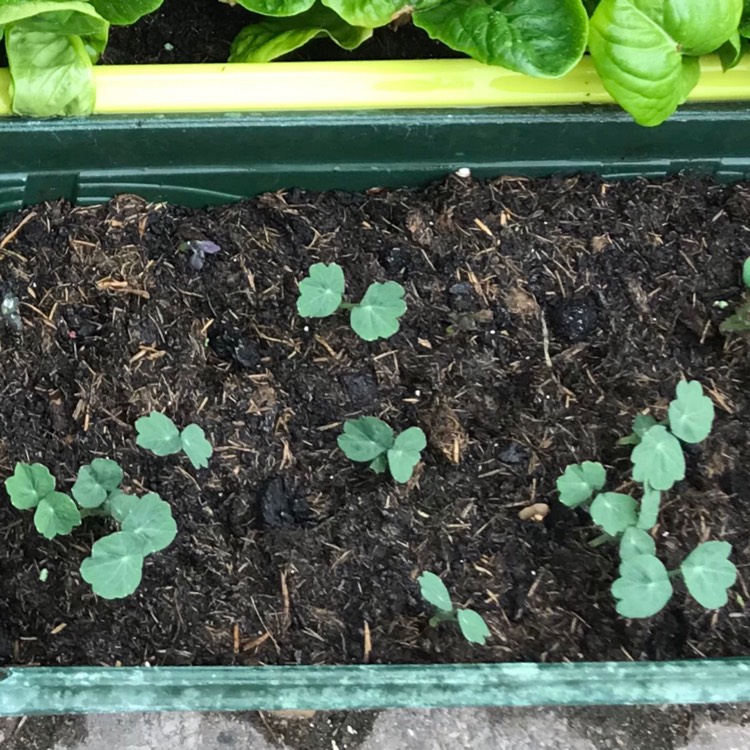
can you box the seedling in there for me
[136,412,213,469]
[296,262,407,341]
[556,380,737,617]
[337,416,426,483]
[418,571,490,645]
[719,257,750,333]
[5,461,177,599]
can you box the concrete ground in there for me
[2,705,750,750]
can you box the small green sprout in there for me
[72,458,123,508]
[556,380,736,618]
[135,412,213,469]
[337,416,426,483]
[418,571,490,645]
[296,262,407,341]
[719,257,750,333]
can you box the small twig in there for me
[540,312,553,369]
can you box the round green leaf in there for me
[106,491,139,524]
[668,380,714,444]
[418,571,452,611]
[590,492,638,536]
[619,527,656,562]
[387,427,427,483]
[631,425,685,491]
[80,531,146,599]
[296,262,345,318]
[337,416,395,462]
[350,281,407,341]
[457,609,490,645]
[556,461,606,508]
[230,6,372,63]
[743,257,750,290]
[135,411,182,456]
[121,493,177,555]
[33,492,81,539]
[89,0,164,25]
[72,458,123,508]
[611,554,673,618]
[5,462,55,509]
[681,541,737,609]
[180,423,213,470]
[414,0,589,78]
[637,483,661,530]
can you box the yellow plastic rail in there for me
[0,56,749,115]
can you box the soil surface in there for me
[103,0,458,65]
[0,174,749,669]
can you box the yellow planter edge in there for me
[0,56,748,116]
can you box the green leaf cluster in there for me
[5,459,177,599]
[296,262,407,341]
[417,571,490,645]
[720,258,750,334]
[135,412,213,469]
[337,416,426,483]
[556,380,736,618]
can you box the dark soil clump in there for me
[0,174,749,668]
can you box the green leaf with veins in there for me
[120,493,177,555]
[668,380,714,444]
[295,262,345,318]
[106,491,139,523]
[387,427,427,483]
[350,281,407,341]
[611,554,673,618]
[338,417,394,462]
[231,0,315,15]
[230,5,372,63]
[637,482,661,529]
[80,531,146,599]
[180,424,213,469]
[457,609,490,644]
[414,0,589,78]
[589,0,741,126]
[556,461,606,508]
[631,425,685,491]
[619,526,656,561]
[5,463,55,510]
[322,0,435,27]
[590,492,638,536]
[617,414,657,446]
[34,492,81,539]
[72,459,123,508]
[135,412,182,456]
[681,541,737,609]
[418,571,453,611]
[89,0,164,25]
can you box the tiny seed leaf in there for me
[556,461,606,508]
[418,571,452,611]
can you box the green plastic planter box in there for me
[1,57,750,715]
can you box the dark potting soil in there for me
[102,0,459,65]
[0,174,749,669]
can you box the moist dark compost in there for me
[0,174,749,669]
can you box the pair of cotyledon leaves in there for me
[296,262,407,341]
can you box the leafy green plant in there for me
[418,571,490,644]
[556,380,737,617]
[5,460,177,599]
[0,0,164,116]
[135,411,213,469]
[337,416,426,482]
[719,257,750,333]
[296,262,407,341]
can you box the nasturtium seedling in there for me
[590,492,638,536]
[611,554,674,618]
[617,413,658,446]
[631,425,685,491]
[5,463,55,510]
[619,527,656,562]
[296,262,345,317]
[338,417,425,483]
[106,491,140,523]
[34,492,82,539]
[681,541,737,609]
[120,492,177,555]
[72,459,123,508]
[136,412,213,469]
[637,483,661,530]
[80,531,147,599]
[668,380,715,444]
[418,570,490,645]
[556,461,606,508]
[349,281,407,341]
[296,262,407,341]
